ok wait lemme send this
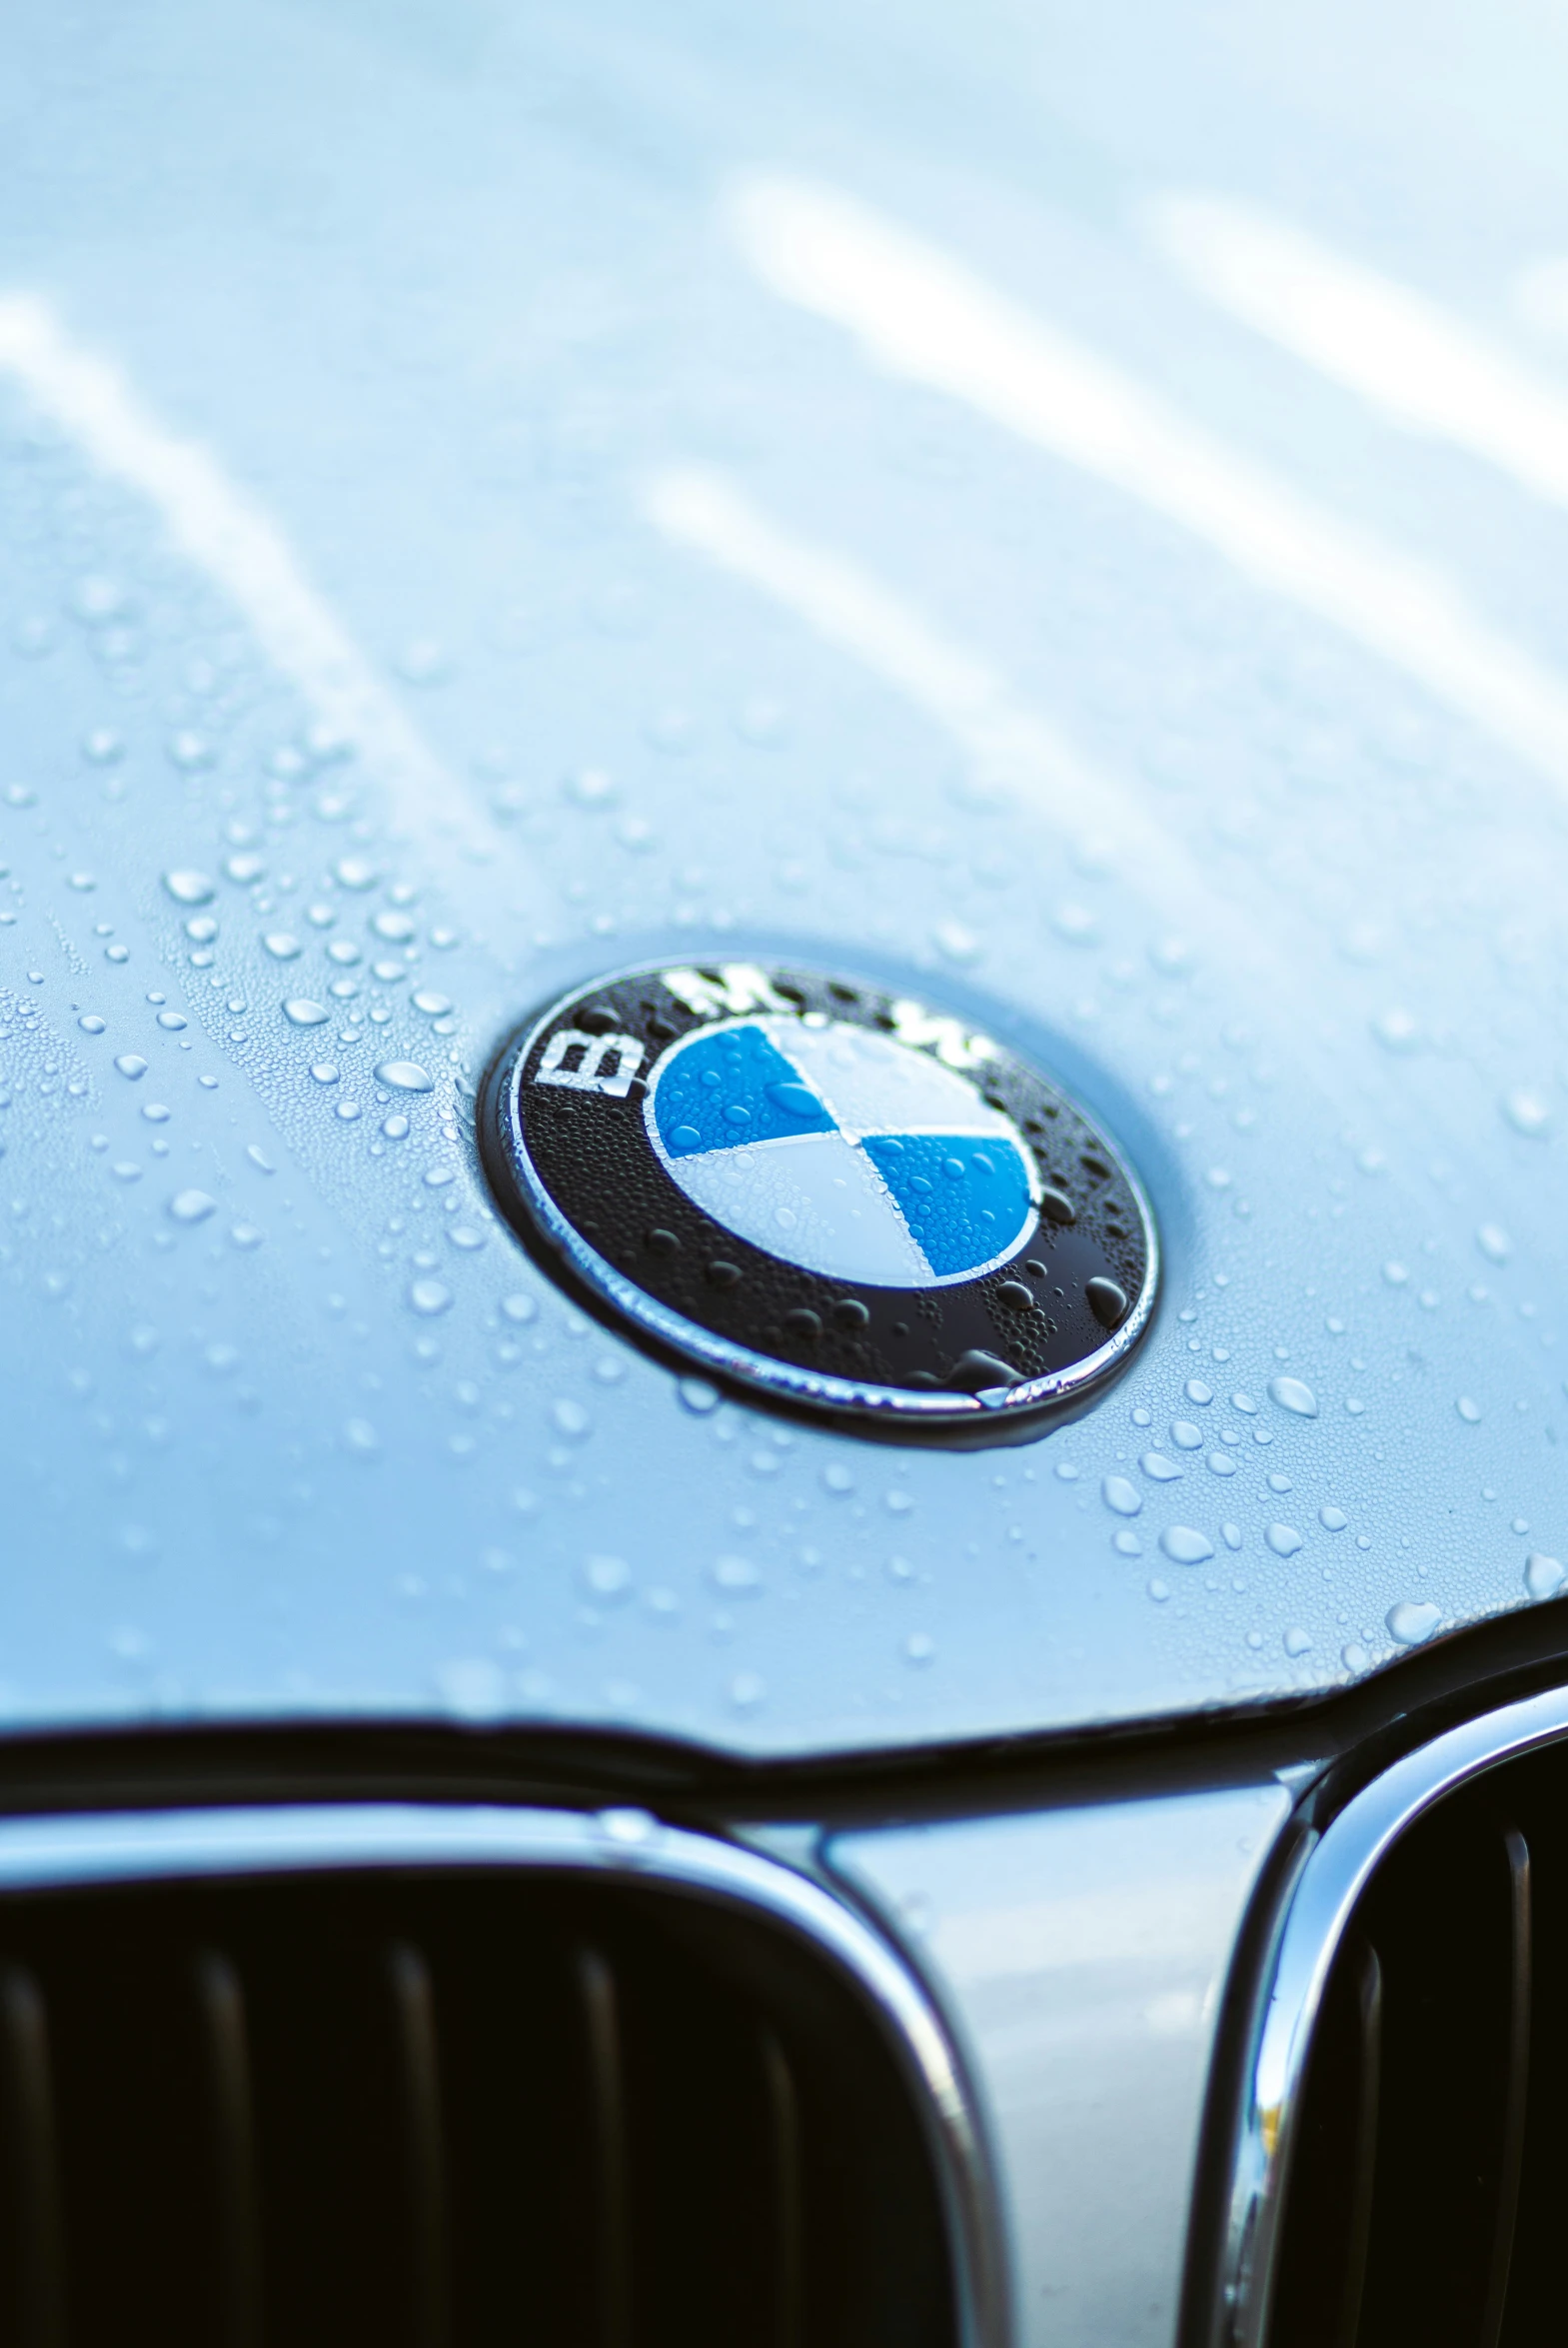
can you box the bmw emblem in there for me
[481,961,1157,1434]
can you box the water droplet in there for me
[114,1054,148,1081]
[77,1014,106,1037]
[1185,1378,1213,1405]
[336,1100,362,1124]
[163,870,215,907]
[334,857,379,890]
[1525,1552,1565,1600]
[712,1555,763,1592]
[1342,1641,1370,1672]
[1503,1089,1552,1139]
[263,932,301,961]
[679,1376,720,1414]
[1207,1451,1237,1476]
[1231,1391,1257,1414]
[230,1224,263,1249]
[375,1061,433,1094]
[409,1278,452,1316]
[1146,1577,1171,1602]
[1102,1475,1142,1516]
[1373,1007,1421,1053]
[1221,1523,1243,1549]
[1170,1420,1203,1450]
[553,1397,591,1438]
[283,999,330,1028]
[597,1806,657,1846]
[1456,1395,1482,1423]
[1387,1598,1442,1646]
[729,1670,766,1711]
[156,1011,187,1032]
[904,1631,936,1664]
[1319,1505,1349,1531]
[1141,1452,1183,1481]
[1383,1260,1409,1286]
[168,1189,216,1223]
[1266,1524,1304,1557]
[1283,1627,1312,1657]
[343,1417,380,1456]
[1160,1526,1214,1565]
[584,1553,634,1598]
[372,910,417,944]
[1268,1376,1318,1417]
[932,920,979,965]
[1086,1276,1128,1329]
[822,1463,854,1493]
[1477,1223,1512,1264]
[1113,1529,1142,1555]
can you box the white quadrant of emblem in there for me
[645,1015,1039,1286]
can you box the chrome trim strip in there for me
[1218,1682,1568,2348]
[0,1801,1007,2348]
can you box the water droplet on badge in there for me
[409,1279,452,1316]
[729,1671,766,1711]
[1160,1526,1213,1565]
[679,1377,720,1414]
[1476,1223,1512,1264]
[168,1189,216,1223]
[1319,1505,1349,1531]
[1141,1452,1182,1481]
[583,1554,633,1599]
[375,1061,433,1093]
[1185,1379,1213,1405]
[553,1398,591,1438]
[1266,1524,1303,1557]
[114,1055,148,1081]
[1102,1476,1141,1516]
[284,999,330,1028]
[163,870,215,907]
[264,933,301,961]
[78,1015,106,1036]
[1525,1552,1565,1600]
[1170,1421,1203,1450]
[1283,1627,1312,1657]
[1387,1598,1442,1646]
[1456,1395,1482,1423]
[1269,1376,1318,1417]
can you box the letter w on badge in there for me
[535,1029,646,1097]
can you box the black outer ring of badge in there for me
[480,959,1159,1436]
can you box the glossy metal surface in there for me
[1216,1684,1568,2348]
[0,0,1566,1753]
[832,1782,1290,2348]
[0,1798,1006,2348]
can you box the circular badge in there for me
[481,960,1157,1431]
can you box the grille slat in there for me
[0,1867,954,2348]
[578,1945,632,2348]
[0,1965,65,2348]
[192,1949,261,2348]
[384,1942,450,2348]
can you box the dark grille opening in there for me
[1266,1743,1568,2348]
[0,1866,956,2348]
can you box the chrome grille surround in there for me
[1211,1681,1568,2348]
[0,1801,1006,2348]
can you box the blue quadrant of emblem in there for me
[653,1025,836,1158]
[860,1132,1034,1277]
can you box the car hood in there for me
[2,0,1565,1756]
